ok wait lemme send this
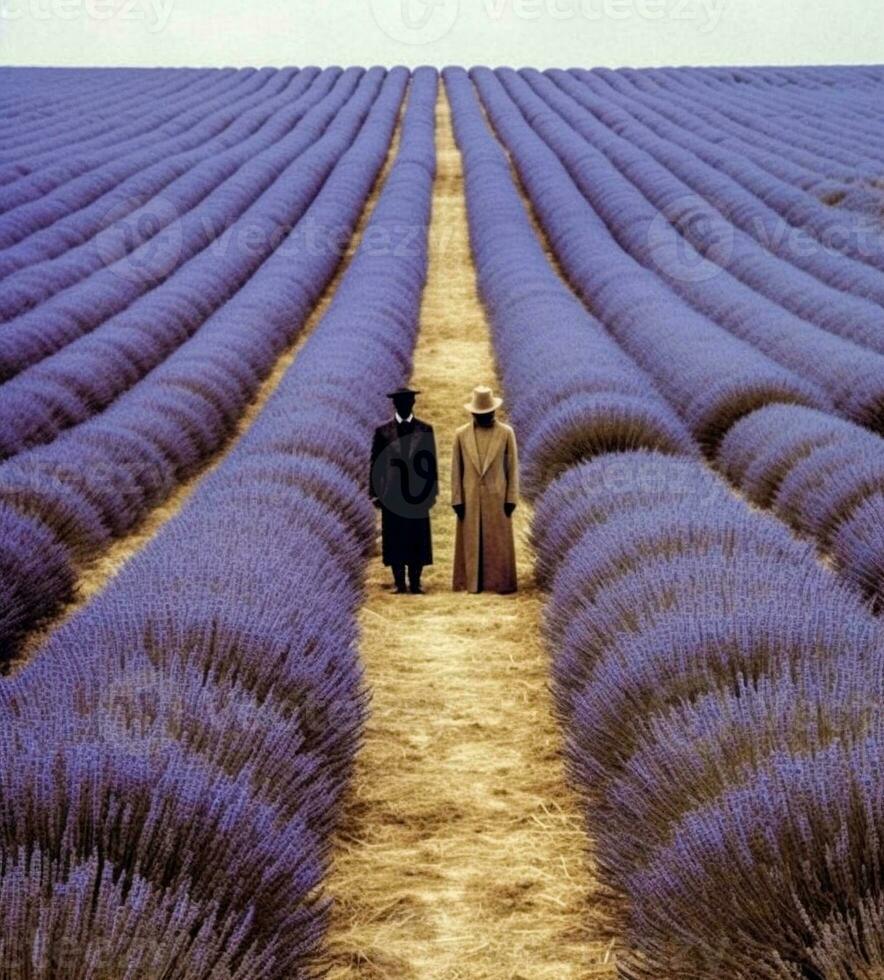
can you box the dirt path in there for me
[322,92,612,980]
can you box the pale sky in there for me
[0,0,881,69]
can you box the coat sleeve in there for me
[425,426,439,506]
[369,426,384,503]
[504,426,520,505]
[451,430,465,507]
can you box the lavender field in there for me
[1,62,883,979]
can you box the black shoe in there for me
[409,584,424,595]
[393,583,408,594]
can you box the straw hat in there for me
[464,385,502,414]
[386,386,421,398]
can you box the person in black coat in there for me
[370,387,438,594]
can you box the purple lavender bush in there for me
[567,67,884,278]
[517,68,884,365]
[0,68,325,295]
[0,68,367,394]
[534,450,883,978]
[720,403,884,600]
[0,68,307,222]
[545,69,884,309]
[0,65,438,975]
[510,69,884,430]
[470,67,828,451]
[0,69,228,186]
[444,67,697,496]
[459,63,884,978]
[0,68,406,659]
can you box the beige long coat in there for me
[451,420,519,593]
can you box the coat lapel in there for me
[479,423,506,476]
[463,426,482,475]
[388,419,409,458]
[406,420,422,463]
[465,423,507,476]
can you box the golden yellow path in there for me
[322,93,612,980]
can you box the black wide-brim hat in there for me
[386,386,421,398]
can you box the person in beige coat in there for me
[451,386,520,594]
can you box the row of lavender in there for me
[556,68,884,291]
[477,65,884,607]
[533,72,884,423]
[446,65,884,977]
[0,69,318,296]
[0,67,437,975]
[6,61,882,620]
[0,69,329,366]
[0,68,294,197]
[528,69,884,361]
[443,68,696,494]
[0,67,396,659]
[580,66,884,216]
[542,65,884,606]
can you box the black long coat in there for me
[370,418,438,567]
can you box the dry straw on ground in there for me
[321,93,614,980]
